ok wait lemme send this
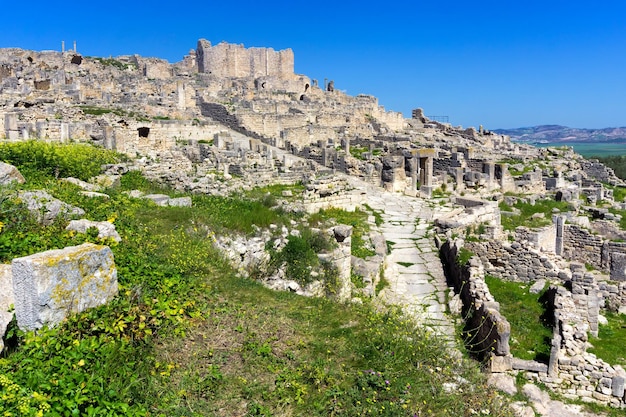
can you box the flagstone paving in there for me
[345,177,457,344]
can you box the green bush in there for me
[0,141,119,183]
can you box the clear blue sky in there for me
[3,1,625,130]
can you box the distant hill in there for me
[494,125,626,143]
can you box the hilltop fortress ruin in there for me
[2,39,626,411]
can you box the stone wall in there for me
[563,224,626,278]
[466,239,567,283]
[439,239,511,358]
[196,40,294,79]
[546,276,626,408]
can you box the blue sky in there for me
[3,1,625,129]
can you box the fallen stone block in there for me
[18,190,85,225]
[168,197,192,207]
[61,177,101,192]
[0,162,25,185]
[66,219,121,242]
[512,358,549,373]
[0,264,14,352]
[143,194,170,206]
[12,243,118,331]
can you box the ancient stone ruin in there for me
[2,39,626,411]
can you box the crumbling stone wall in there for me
[439,239,511,358]
[563,224,626,279]
[465,239,567,283]
[548,276,626,408]
[563,224,604,269]
[196,39,294,79]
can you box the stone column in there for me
[555,216,565,256]
[344,137,350,154]
[60,123,69,142]
[103,127,116,150]
[418,148,435,196]
[410,153,418,191]
[177,81,185,110]
[322,147,329,167]
[484,161,495,189]
[5,113,18,140]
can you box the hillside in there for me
[494,125,626,143]
[2,40,626,417]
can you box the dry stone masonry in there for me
[3,40,626,413]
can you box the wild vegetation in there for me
[484,276,552,362]
[499,197,571,231]
[0,142,518,416]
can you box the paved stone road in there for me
[345,178,457,343]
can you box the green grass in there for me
[484,276,552,361]
[588,312,626,366]
[499,198,572,231]
[0,143,516,416]
[309,207,376,259]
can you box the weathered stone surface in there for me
[18,190,85,225]
[143,194,170,206]
[487,372,517,395]
[333,224,352,243]
[0,264,14,352]
[12,243,118,331]
[61,177,101,191]
[512,358,549,373]
[0,161,25,185]
[489,354,513,373]
[168,196,192,207]
[66,219,122,242]
[612,375,625,398]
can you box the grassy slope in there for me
[0,143,514,416]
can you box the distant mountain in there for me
[493,125,626,143]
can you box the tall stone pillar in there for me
[60,123,69,142]
[417,148,435,197]
[410,153,418,191]
[103,126,116,150]
[484,161,495,189]
[555,215,565,256]
[5,113,18,140]
[177,82,185,110]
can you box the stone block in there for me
[511,358,548,373]
[0,162,25,185]
[168,197,192,207]
[489,355,513,372]
[19,190,85,226]
[0,264,14,352]
[12,243,118,331]
[610,252,626,281]
[66,219,121,242]
[612,375,625,398]
[143,194,170,206]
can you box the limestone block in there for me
[143,194,170,206]
[90,174,121,189]
[12,243,118,331]
[0,161,25,185]
[612,375,625,398]
[168,197,192,207]
[489,354,513,373]
[0,264,14,352]
[18,190,85,225]
[66,219,121,242]
[61,177,101,192]
[80,191,110,199]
